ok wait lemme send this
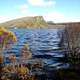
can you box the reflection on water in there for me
[4,29,68,69]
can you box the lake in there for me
[4,29,68,69]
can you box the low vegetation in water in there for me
[60,23,80,69]
[0,27,17,79]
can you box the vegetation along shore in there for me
[0,16,80,80]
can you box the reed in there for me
[61,24,80,69]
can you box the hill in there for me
[0,16,80,29]
[47,21,66,28]
[47,22,80,28]
[0,16,48,29]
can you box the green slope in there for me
[0,16,48,29]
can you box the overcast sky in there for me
[0,0,80,23]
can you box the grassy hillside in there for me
[0,16,80,29]
[0,16,48,29]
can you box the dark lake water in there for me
[4,29,68,69]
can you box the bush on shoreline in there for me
[60,24,80,69]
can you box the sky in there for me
[0,0,80,23]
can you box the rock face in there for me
[0,16,48,29]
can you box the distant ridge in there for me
[47,21,80,28]
[0,16,48,28]
[0,16,80,29]
[56,22,80,26]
